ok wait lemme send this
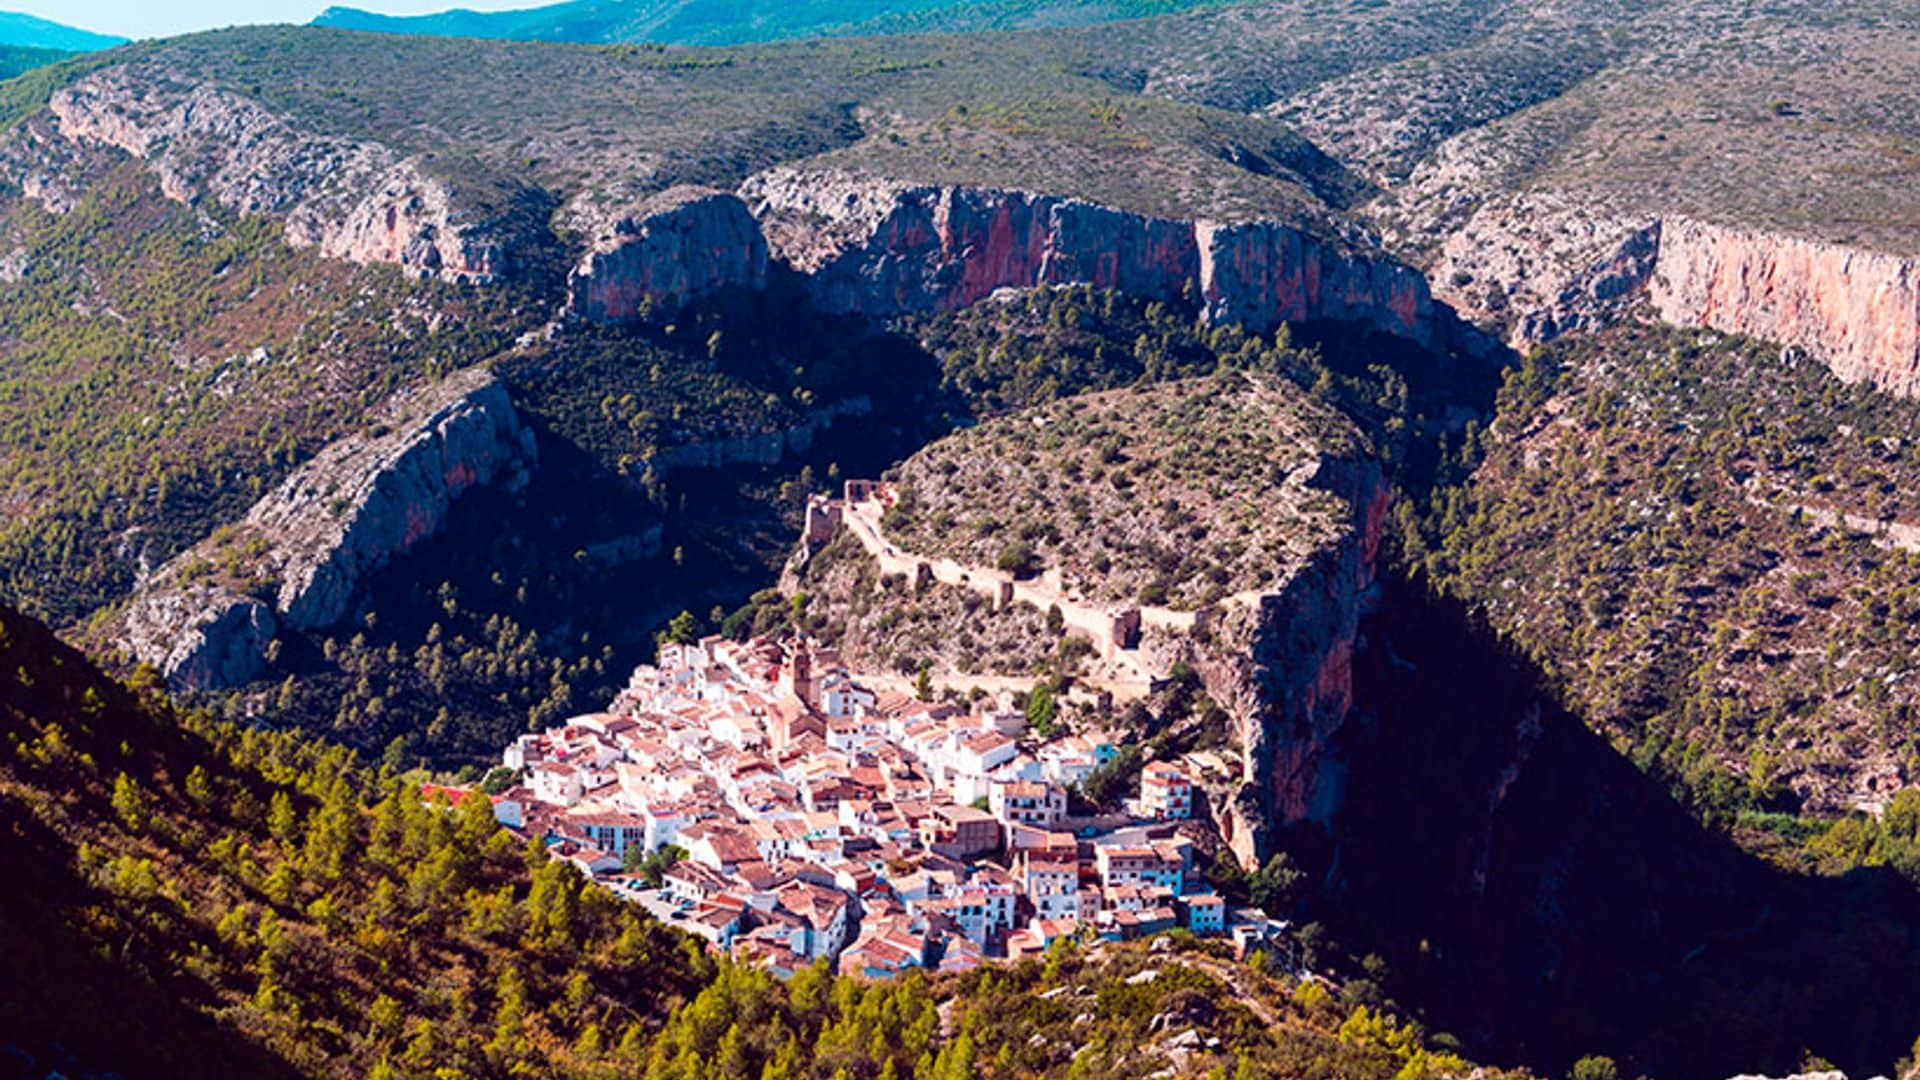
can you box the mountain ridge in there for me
[310,0,1228,46]
[0,10,125,51]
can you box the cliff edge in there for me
[120,367,537,689]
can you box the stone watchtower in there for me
[803,494,843,547]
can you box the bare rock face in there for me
[1171,454,1390,867]
[641,396,872,474]
[121,584,277,691]
[246,367,537,629]
[1198,221,1437,348]
[47,68,527,281]
[566,186,769,322]
[741,166,1443,346]
[1418,194,1661,347]
[1650,216,1920,397]
[120,368,536,689]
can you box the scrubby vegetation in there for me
[1409,324,1920,822]
[914,283,1488,491]
[501,288,924,475]
[0,44,69,81]
[0,162,540,627]
[792,529,1075,681]
[882,372,1359,609]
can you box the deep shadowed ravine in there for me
[1315,579,1920,1079]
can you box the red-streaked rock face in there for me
[567,187,769,322]
[741,167,1443,346]
[1164,452,1389,868]
[1650,217,1920,396]
[1198,221,1437,348]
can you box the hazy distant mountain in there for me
[0,10,125,51]
[311,0,1220,46]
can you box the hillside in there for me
[878,373,1361,612]
[0,600,708,1075]
[8,6,1920,1074]
[312,0,1228,46]
[0,42,66,79]
[0,11,124,51]
[0,599,1503,1078]
[1413,324,1920,819]
[782,348,1920,1078]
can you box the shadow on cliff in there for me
[1312,576,1920,1078]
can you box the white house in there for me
[776,880,853,959]
[990,780,1066,830]
[1018,853,1081,923]
[818,670,877,719]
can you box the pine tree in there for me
[183,765,213,807]
[111,772,147,831]
[267,789,299,846]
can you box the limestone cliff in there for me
[741,166,1444,347]
[121,584,278,692]
[1158,454,1388,867]
[566,186,769,322]
[1389,127,1920,397]
[120,368,536,689]
[46,68,532,281]
[640,396,872,475]
[1649,216,1920,397]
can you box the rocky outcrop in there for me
[1650,216,1920,397]
[120,368,536,689]
[245,367,537,629]
[121,584,277,691]
[642,396,871,475]
[741,167,1444,346]
[566,186,769,322]
[1183,453,1389,866]
[46,68,530,281]
[1419,193,1661,347]
[1198,221,1436,347]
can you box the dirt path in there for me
[1744,482,1920,553]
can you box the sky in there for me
[6,0,536,40]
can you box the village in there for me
[446,625,1296,980]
